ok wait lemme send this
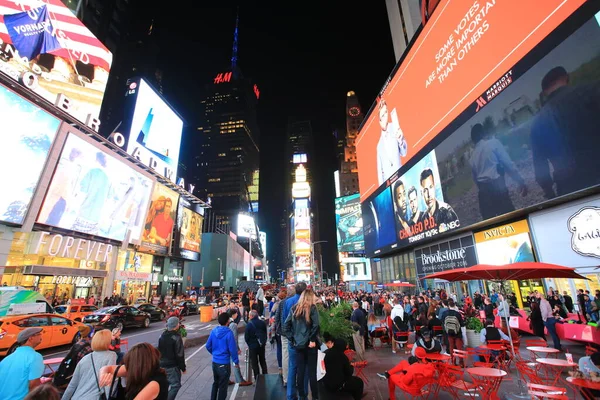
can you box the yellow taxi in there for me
[0,313,84,356]
[54,303,98,322]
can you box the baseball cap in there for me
[17,327,43,344]
[167,316,180,330]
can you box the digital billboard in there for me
[38,132,153,242]
[259,231,267,259]
[295,255,310,271]
[173,197,203,261]
[335,194,364,252]
[0,83,60,225]
[237,214,257,239]
[0,0,112,122]
[356,0,587,201]
[341,257,372,282]
[362,186,396,256]
[362,5,600,257]
[122,78,183,181]
[138,184,179,255]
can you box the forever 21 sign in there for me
[414,234,478,278]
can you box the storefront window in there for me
[113,249,154,304]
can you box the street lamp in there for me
[217,258,223,289]
[311,241,328,286]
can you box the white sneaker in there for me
[392,350,397,354]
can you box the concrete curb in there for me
[184,325,245,349]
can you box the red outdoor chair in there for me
[526,383,569,400]
[351,360,369,385]
[437,363,479,399]
[515,360,543,385]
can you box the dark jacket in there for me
[283,304,320,349]
[322,339,354,391]
[242,292,250,307]
[351,308,366,336]
[245,316,267,349]
[158,330,186,372]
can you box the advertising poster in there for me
[362,186,396,256]
[294,207,310,230]
[295,229,311,255]
[414,234,477,279]
[341,257,372,282]
[335,193,364,252]
[173,197,203,261]
[356,0,586,201]
[0,83,60,224]
[237,214,257,239]
[295,255,310,271]
[363,7,600,258]
[38,132,153,242]
[138,184,179,255]
[0,0,112,122]
[124,79,183,180]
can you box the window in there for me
[70,306,79,312]
[81,306,97,313]
[14,316,49,327]
[51,316,70,326]
[127,308,140,316]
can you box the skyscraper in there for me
[189,14,260,231]
[385,0,421,62]
[285,120,314,203]
[338,91,364,196]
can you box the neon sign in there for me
[253,84,260,99]
[214,72,232,84]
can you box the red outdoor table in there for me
[43,357,64,373]
[566,377,600,400]
[425,353,452,362]
[536,358,578,386]
[526,346,560,360]
[467,367,507,400]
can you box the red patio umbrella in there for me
[420,262,588,282]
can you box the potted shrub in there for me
[317,302,354,345]
[465,317,484,347]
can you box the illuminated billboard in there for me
[122,78,183,181]
[341,257,372,281]
[362,4,600,257]
[38,132,153,241]
[138,184,179,255]
[335,194,364,252]
[259,231,267,259]
[0,83,60,225]
[173,197,203,261]
[237,214,257,239]
[356,0,587,201]
[0,0,112,122]
[295,255,311,271]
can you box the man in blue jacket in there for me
[245,310,268,381]
[282,282,308,400]
[207,313,240,400]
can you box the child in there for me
[207,313,240,400]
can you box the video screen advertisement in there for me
[38,132,153,242]
[0,0,112,122]
[138,184,179,255]
[335,194,364,252]
[362,2,600,257]
[0,83,60,225]
[121,78,183,181]
[237,214,257,239]
[356,0,587,201]
[173,197,203,261]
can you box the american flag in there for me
[0,0,112,71]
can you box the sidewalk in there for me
[177,328,590,400]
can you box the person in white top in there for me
[537,292,562,350]
[390,298,406,354]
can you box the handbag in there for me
[107,365,126,400]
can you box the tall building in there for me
[189,14,260,231]
[286,120,315,201]
[338,91,364,196]
[385,0,422,62]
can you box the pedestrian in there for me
[53,324,93,389]
[61,330,116,400]
[206,312,240,400]
[256,285,265,318]
[351,301,367,361]
[99,342,169,399]
[538,292,561,350]
[441,299,464,364]
[158,317,187,400]
[227,309,252,386]
[242,289,251,322]
[0,327,44,400]
[270,290,287,377]
[245,309,269,381]
[321,333,364,400]
[562,291,574,313]
[283,287,320,400]
[110,327,124,364]
[282,282,309,400]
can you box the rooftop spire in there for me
[231,7,239,75]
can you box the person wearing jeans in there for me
[296,347,318,400]
[282,282,308,399]
[538,293,561,350]
[207,313,240,400]
[245,310,268,381]
[158,317,186,400]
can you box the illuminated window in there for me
[218,153,226,157]
[208,178,221,182]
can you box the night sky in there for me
[154,2,397,279]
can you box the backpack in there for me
[53,341,91,388]
[444,314,461,336]
[251,319,267,346]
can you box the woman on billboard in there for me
[376,98,408,185]
[143,197,174,246]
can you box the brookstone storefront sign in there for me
[414,234,478,278]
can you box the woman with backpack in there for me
[53,325,93,391]
[61,330,116,399]
[283,288,320,400]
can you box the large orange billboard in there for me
[356,0,586,201]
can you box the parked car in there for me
[175,301,199,316]
[83,306,151,331]
[135,303,166,322]
[54,304,98,322]
[0,313,84,356]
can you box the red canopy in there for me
[421,262,588,282]
[384,282,416,287]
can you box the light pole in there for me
[217,257,223,291]
[311,241,327,286]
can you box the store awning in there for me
[20,265,107,278]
